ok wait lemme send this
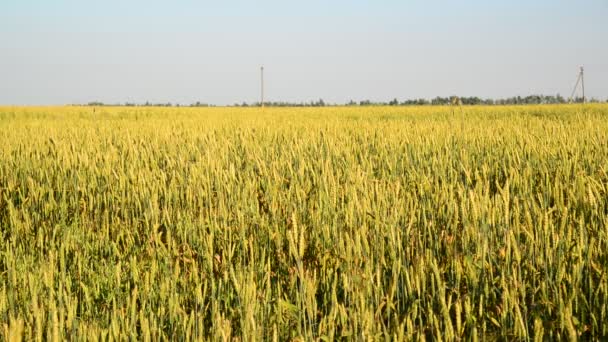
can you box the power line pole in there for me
[569,66,585,103]
[261,66,265,108]
[580,66,585,104]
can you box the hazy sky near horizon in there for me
[1,0,607,105]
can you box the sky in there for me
[1,0,607,105]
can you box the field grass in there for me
[1,104,607,340]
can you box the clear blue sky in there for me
[1,0,607,105]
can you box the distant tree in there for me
[222,94,589,107]
[572,96,585,103]
[430,97,444,105]
[470,97,481,105]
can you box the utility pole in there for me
[580,66,585,104]
[569,66,586,103]
[261,66,265,108]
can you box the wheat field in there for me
[1,105,607,340]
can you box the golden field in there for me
[1,105,607,340]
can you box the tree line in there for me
[85,94,605,108]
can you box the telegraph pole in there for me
[569,66,586,103]
[580,66,585,104]
[261,66,265,108]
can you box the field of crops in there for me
[1,105,607,340]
